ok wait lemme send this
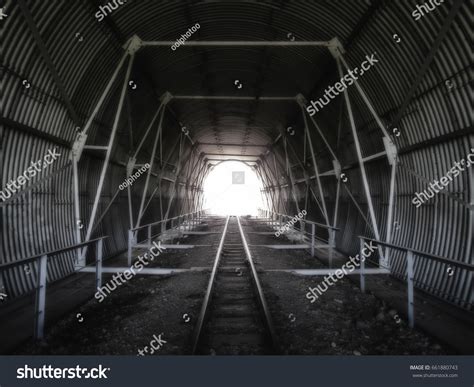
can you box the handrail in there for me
[0,236,109,271]
[259,208,339,231]
[359,236,474,271]
[237,216,279,352]
[0,236,107,340]
[191,215,230,354]
[130,209,206,232]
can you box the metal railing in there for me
[257,208,339,258]
[127,209,207,265]
[0,236,108,339]
[191,215,230,354]
[358,236,474,328]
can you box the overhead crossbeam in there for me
[142,40,331,47]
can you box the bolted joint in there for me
[70,131,88,161]
[160,91,173,105]
[332,160,342,180]
[383,136,398,166]
[295,93,307,107]
[328,37,345,59]
[126,156,137,176]
[303,170,310,182]
[124,34,143,55]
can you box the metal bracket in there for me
[328,37,345,59]
[70,131,88,161]
[160,91,173,105]
[126,156,137,176]
[383,136,398,166]
[332,160,342,179]
[295,93,307,107]
[124,34,143,55]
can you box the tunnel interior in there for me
[1,0,473,356]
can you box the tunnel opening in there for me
[202,160,264,216]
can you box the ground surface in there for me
[15,216,453,355]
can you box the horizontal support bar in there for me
[0,236,108,270]
[268,268,391,275]
[143,41,331,47]
[246,232,277,235]
[173,95,296,101]
[249,244,311,249]
[198,142,268,147]
[83,145,108,150]
[318,170,335,177]
[132,243,213,249]
[362,150,387,163]
[204,153,261,157]
[359,236,474,271]
[81,267,208,275]
[183,231,222,235]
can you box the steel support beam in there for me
[143,41,331,47]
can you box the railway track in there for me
[192,216,278,355]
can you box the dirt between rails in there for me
[239,217,453,355]
[15,216,452,355]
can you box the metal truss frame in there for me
[70,35,399,270]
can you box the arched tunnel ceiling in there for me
[3,0,471,167]
[1,0,473,309]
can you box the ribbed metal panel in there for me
[1,0,472,310]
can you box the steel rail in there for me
[236,216,280,352]
[191,215,230,354]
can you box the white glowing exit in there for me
[202,161,264,216]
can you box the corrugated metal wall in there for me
[1,1,472,310]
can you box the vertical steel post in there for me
[135,101,168,229]
[128,229,133,266]
[329,229,335,268]
[81,52,136,263]
[71,46,131,264]
[311,223,315,257]
[148,224,152,248]
[300,104,330,226]
[95,239,103,290]
[384,159,398,268]
[359,238,366,293]
[34,255,48,340]
[72,160,82,264]
[336,58,384,265]
[407,250,415,328]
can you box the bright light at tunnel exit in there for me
[203,161,264,216]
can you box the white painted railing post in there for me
[359,238,366,293]
[148,224,152,248]
[127,229,133,266]
[407,250,415,328]
[34,255,48,340]
[95,239,103,290]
